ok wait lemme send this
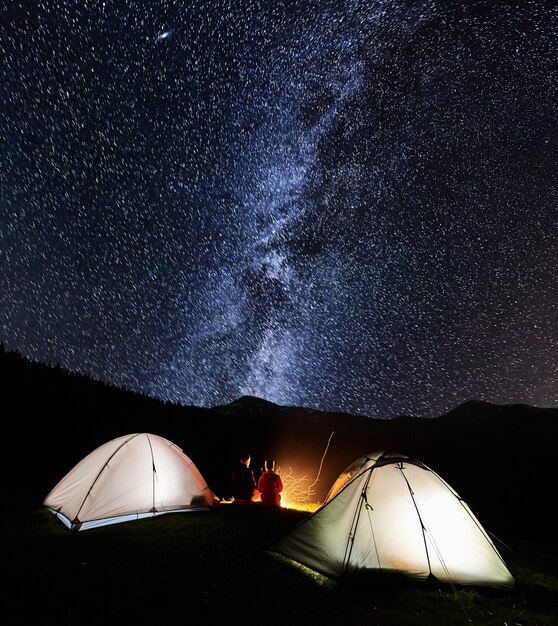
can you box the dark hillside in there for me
[1,345,556,540]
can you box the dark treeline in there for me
[2,343,556,540]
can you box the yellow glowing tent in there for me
[270,451,514,589]
[44,433,219,531]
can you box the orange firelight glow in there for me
[276,430,334,512]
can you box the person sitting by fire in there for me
[231,452,257,504]
[257,459,283,507]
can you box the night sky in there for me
[1,1,557,418]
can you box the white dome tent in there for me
[44,433,219,531]
[270,451,514,589]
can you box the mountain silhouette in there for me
[2,344,556,537]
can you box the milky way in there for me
[1,1,557,417]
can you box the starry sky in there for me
[1,1,557,418]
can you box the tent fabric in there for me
[44,433,218,530]
[270,451,514,589]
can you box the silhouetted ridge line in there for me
[1,345,556,538]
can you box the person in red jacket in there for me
[257,459,283,507]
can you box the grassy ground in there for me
[3,498,557,625]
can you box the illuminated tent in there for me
[44,433,219,531]
[270,451,514,589]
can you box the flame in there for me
[277,466,322,511]
[276,430,334,513]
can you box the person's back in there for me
[257,459,283,507]
[231,453,257,503]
